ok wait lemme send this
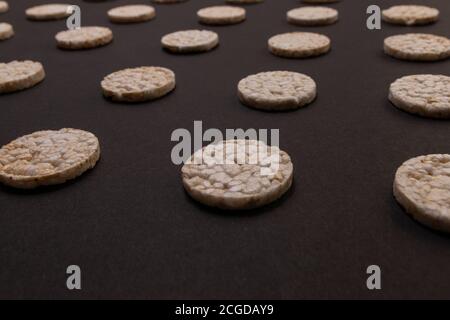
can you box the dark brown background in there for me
[0,0,449,299]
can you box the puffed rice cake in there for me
[389,75,450,119]
[182,139,293,210]
[162,29,219,53]
[268,32,331,58]
[0,60,45,94]
[0,1,8,13]
[108,5,156,23]
[394,154,450,233]
[384,33,450,62]
[197,6,246,25]
[26,3,71,21]
[0,22,13,41]
[287,7,338,26]
[238,71,317,111]
[382,5,439,26]
[0,129,100,189]
[55,26,113,50]
[101,66,176,102]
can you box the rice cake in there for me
[394,154,450,233]
[389,74,450,119]
[384,33,450,61]
[238,71,317,111]
[101,66,175,102]
[0,60,45,94]
[0,129,100,189]
[182,139,293,210]
[268,32,331,58]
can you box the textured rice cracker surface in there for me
[384,33,450,61]
[394,154,450,233]
[182,139,293,210]
[26,4,71,20]
[108,5,155,23]
[0,1,8,13]
[0,60,45,94]
[162,30,219,53]
[0,22,13,40]
[238,71,317,111]
[389,75,450,119]
[101,66,176,102]
[55,26,113,50]
[287,7,338,26]
[268,32,331,58]
[198,6,246,25]
[0,129,100,189]
[382,5,439,26]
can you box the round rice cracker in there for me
[101,66,175,103]
[0,60,45,94]
[0,1,8,13]
[0,128,100,189]
[56,26,113,50]
[108,5,156,23]
[394,154,450,233]
[198,6,246,25]
[287,6,338,26]
[226,0,263,4]
[0,22,13,41]
[162,30,219,53]
[384,33,450,62]
[382,5,439,26]
[182,139,293,210]
[26,3,71,21]
[389,75,450,119]
[238,71,317,111]
[268,32,331,58]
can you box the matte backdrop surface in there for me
[0,0,449,299]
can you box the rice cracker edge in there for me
[0,60,45,94]
[0,128,100,189]
[101,66,176,102]
[394,154,450,233]
[182,139,294,210]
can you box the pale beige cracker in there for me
[162,29,218,53]
[0,22,13,41]
[389,75,450,119]
[382,5,439,26]
[55,26,113,50]
[26,4,71,21]
[108,5,156,23]
[268,32,330,58]
[394,154,450,233]
[238,71,317,111]
[182,139,293,210]
[287,6,338,26]
[384,33,450,61]
[0,129,100,189]
[0,60,45,94]
[197,6,246,25]
[101,66,175,102]
[0,1,8,13]
[226,0,263,4]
